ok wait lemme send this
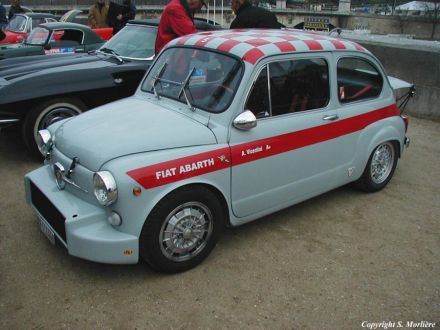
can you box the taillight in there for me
[401,115,409,132]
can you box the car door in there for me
[229,54,345,218]
[332,54,391,179]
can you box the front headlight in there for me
[36,129,52,157]
[93,171,118,206]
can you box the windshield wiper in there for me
[178,67,196,112]
[98,47,124,64]
[152,63,167,99]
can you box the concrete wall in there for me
[340,14,440,40]
[354,40,440,120]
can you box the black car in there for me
[0,19,221,155]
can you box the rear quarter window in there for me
[337,57,383,104]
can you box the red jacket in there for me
[155,0,197,54]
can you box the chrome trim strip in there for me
[266,64,272,117]
[62,176,88,193]
[0,118,20,124]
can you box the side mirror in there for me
[233,110,257,130]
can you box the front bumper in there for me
[24,165,139,264]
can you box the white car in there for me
[25,29,411,273]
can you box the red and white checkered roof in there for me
[168,29,368,65]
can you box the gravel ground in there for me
[0,117,439,329]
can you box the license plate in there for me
[38,216,55,245]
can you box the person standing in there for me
[155,0,205,55]
[88,0,109,28]
[0,2,7,42]
[8,0,24,20]
[0,2,7,28]
[112,0,136,35]
[230,0,282,29]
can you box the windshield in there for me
[7,15,27,33]
[142,47,243,113]
[100,24,156,59]
[26,26,50,45]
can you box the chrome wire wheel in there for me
[159,201,214,262]
[370,142,395,184]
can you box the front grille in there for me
[30,181,66,242]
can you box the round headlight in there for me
[93,171,118,206]
[36,129,53,156]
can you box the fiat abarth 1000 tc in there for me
[25,29,411,273]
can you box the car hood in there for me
[53,96,217,171]
[0,52,127,103]
[0,52,99,76]
[0,43,41,59]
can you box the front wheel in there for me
[22,97,86,157]
[355,141,398,192]
[140,186,224,273]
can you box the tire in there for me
[355,141,398,192]
[22,97,86,157]
[140,186,224,273]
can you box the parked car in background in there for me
[0,22,104,60]
[25,29,411,273]
[0,13,57,44]
[3,4,33,16]
[58,9,113,41]
[0,19,221,155]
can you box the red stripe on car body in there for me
[127,105,399,189]
[127,148,231,189]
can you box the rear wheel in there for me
[22,97,86,156]
[355,141,398,192]
[140,186,224,273]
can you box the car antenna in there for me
[178,67,196,112]
[152,63,167,99]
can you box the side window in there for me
[56,29,84,45]
[245,66,270,118]
[31,18,45,30]
[269,58,329,116]
[337,58,383,104]
[245,58,329,119]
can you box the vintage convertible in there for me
[25,29,412,273]
[0,12,58,44]
[0,22,105,60]
[0,19,220,155]
[0,10,113,45]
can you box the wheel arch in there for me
[354,122,404,180]
[148,182,231,228]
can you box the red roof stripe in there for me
[176,35,193,46]
[245,38,271,46]
[194,36,213,47]
[303,39,324,51]
[330,39,346,50]
[217,39,241,52]
[274,41,296,53]
[243,48,265,64]
[354,43,366,51]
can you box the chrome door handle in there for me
[322,114,339,121]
